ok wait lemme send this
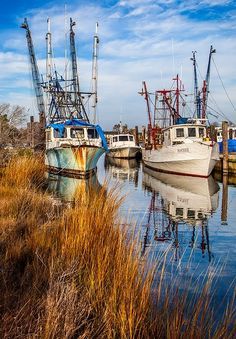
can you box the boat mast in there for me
[21,18,46,123]
[191,51,201,119]
[69,18,80,108]
[69,18,89,121]
[46,18,53,82]
[142,81,153,130]
[174,74,180,117]
[202,45,216,119]
[91,22,99,123]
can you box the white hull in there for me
[107,146,141,159]
[142,142,219,177]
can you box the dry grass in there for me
[0,154,235,338]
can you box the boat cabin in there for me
[45,124,101,148]
[215,126,236,142]
[109,134,136,147]
[163,124,208,146]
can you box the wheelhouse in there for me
[110,134,135,146]
[46,125,100,142]
[163,124,208,146]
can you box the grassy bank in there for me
[0,155,235,338]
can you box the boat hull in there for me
[142,142,219,177]
[45,145,105,178]
[107,146,141,159]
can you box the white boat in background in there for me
[143,166,219,224]
[107,134,141,159]
[215,125,236,142]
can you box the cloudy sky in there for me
[0,0,235,128]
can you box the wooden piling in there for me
[221,174,228,224]
[222,121,228,174]
[134,125,139,145]
[142,126,146,145]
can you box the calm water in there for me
[47,155,236,308]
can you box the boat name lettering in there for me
[177,148,189,153]
[177,196,189,203]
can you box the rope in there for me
[212,56,236,114]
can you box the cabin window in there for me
[188,128,196,137]
[198,212,203,219]
[176,208,183,217]
[53,129,67,138]
[87,128,98,139]
[53,129,60,138]
[119,135,128,141]
[70,128,84,138]
[199,128,205,137]
[187,209,195,219]
[129,136,134,141]
[176,128,184,138]
[113,136,118,142]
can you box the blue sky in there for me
[0,0,236,128]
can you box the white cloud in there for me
[0,0,235,128]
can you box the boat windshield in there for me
[129,136,134,141]
[188,128,196,137]
[70,128,84,138]
[87,128,98,139]
[53,128,67,138]
[119,136,129,141]
[199,127,205,137]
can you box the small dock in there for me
[214,153,236,176]
[214,121,236,177]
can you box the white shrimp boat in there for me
[140,48,220,178]
[142,121,219,177]
[107,134,141,159]
[140,48,219,178]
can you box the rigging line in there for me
[212,56,236,113]
[207,94,231,121]
[206,103,230,120]
[196,61,204,82]
[209,92,230,121]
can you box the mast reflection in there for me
[141,166,219,262]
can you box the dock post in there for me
[142,126,146,144]
[28,116,35,148]
[134,125,139,145]
[210,125,216,141]
[222,121,228,174]
[221,174,228,224]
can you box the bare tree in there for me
[0,103,27,147]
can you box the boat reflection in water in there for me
[105,156,140,186]
[46,172,101,203]
[142,166,220,261]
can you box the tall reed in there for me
[0,154,235,338]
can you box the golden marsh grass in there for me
[0,154,235,338]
